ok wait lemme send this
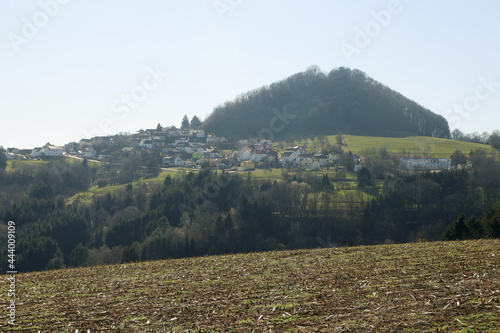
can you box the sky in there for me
[1,0,499,149]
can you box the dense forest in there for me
[203,66,450,140]
[1,148,500,273]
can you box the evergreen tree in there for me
[357,167,373,187]
[0,147,6,170]
[482,203,500,238]
[29,182,54,200]
[465,216,484,239]
[190,115,202,130]
[181,115,190,129]
[70,243,89,267]
[443,213,468,240]
[321,173,331,189]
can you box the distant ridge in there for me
[203,66,450,140]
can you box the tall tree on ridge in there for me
[191,115,202,130]
[0,147,6,170]
[181,115,190,129]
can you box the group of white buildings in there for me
[32,144,64,157]
[279,146,343,170]
[399,158,452,172]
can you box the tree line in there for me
[451,129,500,150]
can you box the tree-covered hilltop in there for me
[203,66,450,140]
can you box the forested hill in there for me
[203,66,450,140]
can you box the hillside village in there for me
[3,123,457,173]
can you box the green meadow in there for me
[281,134,497,158]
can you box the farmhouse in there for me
[299,158,321,171]
[42,144,63,157]
[281,150,300,165]
[32,147,44,157]
[163,156,184,167]
[82,147,97,159]
[400,158,451,172]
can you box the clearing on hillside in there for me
[1,239,499,332]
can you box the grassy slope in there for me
[66,169,182,204]
[2,239,498,332]
[282,135,497,158]
[344,135,497,158]
[5,159,49,172]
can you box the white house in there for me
[281,150,301,165]
[140,139,154,149]
[249,151,267,163]
[236,148,252,162]
[193,129,206,138]
[203,148,221,159]
[328,153,339,164]
[173,156,185,167]
[163,156,174,166]
[299,158,321,171]
[190,142,205,153]
[176,142,193,153]
[43,145,63,157]
[83,148,97,159]
[32,148,43,157]
[174,135,189,146]
[163,156,184,167]
[281,146,305,166]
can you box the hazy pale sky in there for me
[1,0,499,149]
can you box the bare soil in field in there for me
[2,239,499,332]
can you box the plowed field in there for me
[2,239,499,332]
